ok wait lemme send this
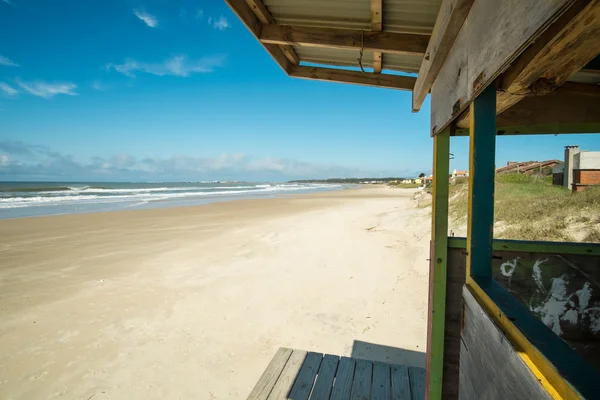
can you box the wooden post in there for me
[466,85,497,282]
[426,129,450,400]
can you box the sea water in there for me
[0,181,345,219]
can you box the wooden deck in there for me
[247,348,425,400]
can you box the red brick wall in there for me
[574,169,600,185]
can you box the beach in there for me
[0,186,430,399]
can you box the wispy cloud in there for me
[2,0,14,6]
[0,54,19,67]
[91,81,107,91]
[211,16,230,30]
[0,82,18,96]
[107,55,225,78]
[133,9,158,28]
[0,141,406,181]
[16,80,77,98]
[196,9,204,19]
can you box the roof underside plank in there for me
[261,0,439,75]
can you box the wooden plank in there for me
[495,86,600,131]
[225,0,293,74]
[390,365,411,400]
[408,367,426,400]
[466,85,496,282]
[290,66,416,91]
[430,0,577,135]
[267,349,307,400]
[500,0,600,95]
[309,355,339,400]
[468,279,599,398]
[430,24,468,135]
[248,348,294,400]
[460,285,554,399]
[289,352,323,400]
[244,0,299,65]
[412,0,475,111]
[370,0,383,73]
[492,250,600,372]
[350,359,372,400]
[441,245,467,400]
[260,24,429,56]
[330,357,355,400]
[453,85,600,133]
[448,237,600,256]
[371,362,391,400]
[425,130,453,400]
[455,0,600,129]
[245,0,272,23]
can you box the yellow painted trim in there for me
[466,106,476,279]
[465,277,579,400]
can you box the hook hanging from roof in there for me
[358,30,365,73]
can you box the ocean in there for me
[0,181,345,220]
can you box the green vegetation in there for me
[388,182,420,189]
[448,173,600,242]
[288,177,408,184]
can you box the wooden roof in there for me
[226,0,600,136]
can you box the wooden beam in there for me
[370,0,383,73]
[245,0,271,23]
[430,0,577,135]
[452,85,600,135]
[412,0,475,112]
[244,0,299,65]
[455,0,600,129]
[225,0,293,74]
[426,129,453,400]
[496,88,600,130]
[290,66,416,91]
[260,24,430,56]
[466,85,496,283]
[500,0,600,94]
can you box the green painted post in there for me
[427,128,450,400]
[466,85,497,283]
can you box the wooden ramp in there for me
[248,348,425,400]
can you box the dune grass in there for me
[388,182,421,189]
[448,174,600,242]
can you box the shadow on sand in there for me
[351,340,426,368]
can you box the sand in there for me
[0,187,431,399]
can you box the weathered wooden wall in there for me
[492,250,600,372]
[460,286,553,400]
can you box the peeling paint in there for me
[532,275,569,335]
[562,309,578,324]
[532,258,547,294]
[500,259,518,277]
[576,282,592,312]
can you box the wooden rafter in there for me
[290,66,416,91]
[455,0,600,129]
[496,87,600,130]
[370,0,383,73]
[412,0,475,111]
[244,0,299,65]
[450,83,600,135]
[260,25,429,56]
[225,0,293,73]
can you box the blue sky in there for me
[1,0,599,181]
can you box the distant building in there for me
[452,169,469,178]
[557,146,600,191]
[496,160,562,175]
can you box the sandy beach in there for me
[0,186,430,399]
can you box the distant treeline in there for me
[288,177,408,184]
